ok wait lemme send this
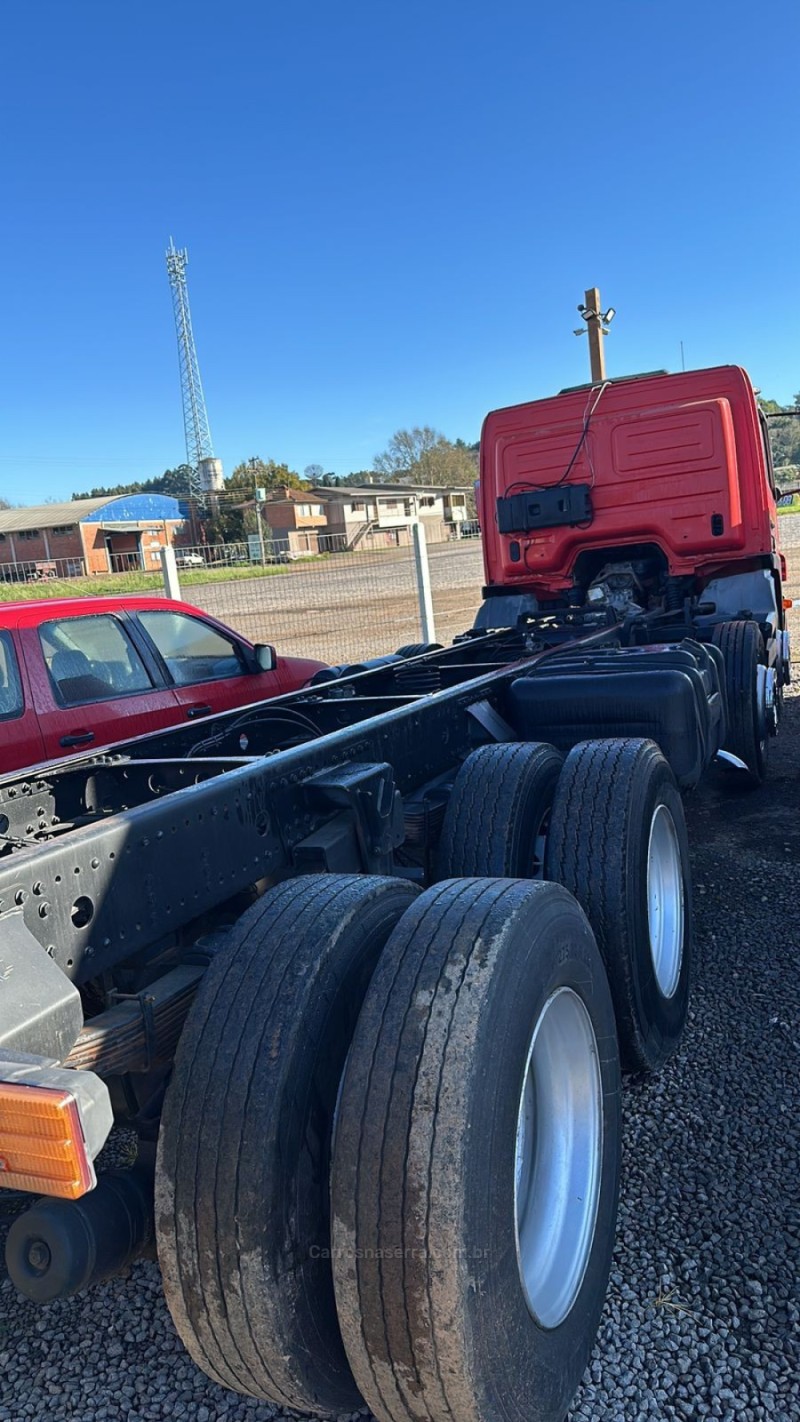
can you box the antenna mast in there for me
[165,239,223,494]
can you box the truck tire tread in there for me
[156,873,418,1411]
[437,741,562,879]
[331,876,621,1422]
[545,737,692,1073]
[713,619,765,784]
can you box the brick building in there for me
[0,494,189,581]
[262,484,470,556]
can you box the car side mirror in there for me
[253,643,277,672]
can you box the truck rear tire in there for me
[545,738,692,1073]
[155,873,418,1413]
[713,619,767,785]
[331,877,621,1422]
[437,741,562,879]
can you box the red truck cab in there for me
[0,596,325,776]
[479,365,782,605]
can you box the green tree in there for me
[339,470,376,486]
[227,458,303,493]
[373,427,442,478]
[372,428,478,507]
[204,458,304,544]
[72,465,196,501]
[757,396,800,470]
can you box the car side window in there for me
[138,610,245,686]
[758,411,778,497]
[0,631,24,720]
[39,615,153,706]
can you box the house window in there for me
[450,494,466,506]
[19,529,40,540]
[297,504,311,517]
[420,496,436,508]
[52,525,75,536]
[311,504,323,516]
[350,501,365,513]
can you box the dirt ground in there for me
[1,550,799,1422]
[181,541,485,663]
[183,525,800,669]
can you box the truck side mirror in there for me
[253,644,277,672]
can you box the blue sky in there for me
[2,0,798,503]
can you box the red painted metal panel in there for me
[480,366,777,596]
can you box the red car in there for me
[0,596,325,775]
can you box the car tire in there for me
[331,876,621,1422]
[437,741,562,878]
[545,737,692,1073]
[155,873,419,1412]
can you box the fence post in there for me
[160,546,181,600]
[411,520,436,643]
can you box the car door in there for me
[0,628,46,776]
[29,612,182,759]
[135,608,281,719]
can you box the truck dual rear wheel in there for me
[437,740,563,878]
[546,737,692,1073]
[713,619,768,785]
[331,877,621,1422]
[155,873,418,1413]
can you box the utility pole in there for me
[249,457,266,565]
[574,288,615,382]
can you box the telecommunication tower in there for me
[165,239,224,494]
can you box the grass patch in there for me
[0,562,297,601]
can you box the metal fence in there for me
[175,525,485,666]
[0,555,86,583]
[0,523,486,668]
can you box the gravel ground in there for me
[181,540,485,666]
[1,617,798,1422]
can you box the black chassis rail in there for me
[0,619,625,988]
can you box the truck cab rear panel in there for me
[480,365,777,598]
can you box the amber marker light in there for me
[0,1082,96,1199]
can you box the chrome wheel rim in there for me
[514,987,603,1329]
[531,808,550,878]
[757,664,778,737]
[646,804,684,998]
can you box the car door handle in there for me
[186,704,212,719]
[60,731,95,748]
